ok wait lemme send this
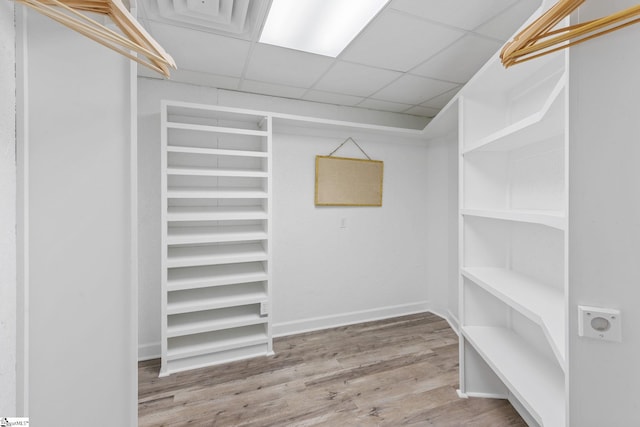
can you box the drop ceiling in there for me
[137,0,541,121]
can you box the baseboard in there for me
[508,394,540,427]
[138,301,455,361]
[462,391,508,400]
[138,341,160,361]
[424,304,460,335]
[272,301,430,337]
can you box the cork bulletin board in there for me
[314,155,384,206]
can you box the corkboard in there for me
[314,156,384,206]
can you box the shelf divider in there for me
[461,208,566,230]
[462,267,565,366]
[463,326,565,427]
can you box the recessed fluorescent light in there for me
[259,0,388,57]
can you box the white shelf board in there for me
[167,243,267,268]
[167,146,268,158]
[164,100,269,123]
[168,225,267,245]
[163,99,426,138]
[167,206,267,222]
[463,326,565,427]
[167,328,268,361]
[167,187,268,199]
[167,285,267,315]
[462,267,565,367]
[167,308,268,337]
[167,166,268,178]
[167,263,268,292]
[166,121,268,137]
[463,73,565,154]
[163,345,269,376]
[461,209,566,230]
[462,51,564,103]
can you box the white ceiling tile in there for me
[390,0,515,30]
[404,105,441,118]
[372,74,458,105]
[240,80,308,99]
[303,90,365,107]
[245,44,334,87]
[475,0,541,40]
[313,62,402,97]
[422,86,462,109]
[358,99,413,114]
[169,69,240,90]
[149,23,250,75]
[341,10,465,72]
[411,35,502,83]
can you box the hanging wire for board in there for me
[328,137,372,160]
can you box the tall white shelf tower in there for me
[160,101,273,376]
[457,32,569,427]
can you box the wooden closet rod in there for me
[14,0,176,77]
[501,0,640,67]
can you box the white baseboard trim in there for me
[463,391,508,400]
[508,394,540,427]
[138,302,458,361]
[445,309,459,334]
[424,304,460,335]
[138,341,160,361]
[272,301,430,337]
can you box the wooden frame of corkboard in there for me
[314,155,384,206]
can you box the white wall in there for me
[0,1,16,416]
[18,11,136,423]
[569,1,640,425]
[447,132,459,324]
[422,135,459,326]
[271,131,430,335]
[138,78,441,356]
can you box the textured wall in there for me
[569,1,640,425]
[0,1,17,416]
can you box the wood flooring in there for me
[139,312,526,426]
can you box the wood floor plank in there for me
[139,312,526,426]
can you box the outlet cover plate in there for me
[578,305,622,342]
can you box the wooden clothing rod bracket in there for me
[14,0,176,77]
[501,0,640,67]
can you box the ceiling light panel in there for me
[259,0,389,57]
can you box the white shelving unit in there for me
[457,42,568,426]
[160,101,273,376]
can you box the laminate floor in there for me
[139,312,526,426]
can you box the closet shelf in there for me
[167,286,267,315]
[167,329,269,361]
[161,101,272,376]
[167,308,268,338]
[168,225,267,245]
[167,166,268,178]
[167,187,268,199]
[167,206,267,222]
[166,121,268,137]
[463,326,565,427]
[462,267,565,365]
[167,146,268,158]
[461,208,566,230]
[463,73,565,154]
[167,264,268,292]
[167,243,267,268]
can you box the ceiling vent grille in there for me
[142,0,269,39]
